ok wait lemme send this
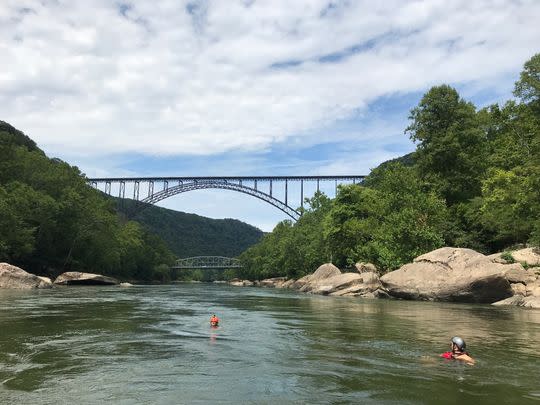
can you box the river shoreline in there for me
[2,247,539,309]
[228,247,540,309]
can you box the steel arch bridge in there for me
[172,256,243,269]
[87,175,365,221]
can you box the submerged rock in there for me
[0,263,52,289]
[54,271,119,286]
[380,247,516,303]
[119,282,133,287]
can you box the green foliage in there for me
[153,264,172,283]
[239,53,540,280]
[239,192,332,279]
[117,199,263,258]
[0,123,175,282]
[514,53,540,104]
[406,85,488,205]
[500,252,515,264]
[327,164,446,270]
[480,167,540,249]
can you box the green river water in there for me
[1,284,539,404]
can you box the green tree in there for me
[514,53,540,105]
[406,85,487,204]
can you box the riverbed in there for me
[1,284,539,404]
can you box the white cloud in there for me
[1,0,539,158]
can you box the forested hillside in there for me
[0,121,175,281]
[117,200,263,258]
[237,53,540,281]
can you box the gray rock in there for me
[502,264,530,284]
[492,295,540,309]
[521,296,540,309]
[380,247,513,303]
[487,253,509,264]
[281,279,295,289]
[512,248,540,267]
[37,276,53,285]
[492,295,526,306]
[54,271,119,285]
[526,279,540,297]
[0,263,53,289]
[119,282,133,287]
[260,277,288,288]
[308,272,362,294]
[355,262,377,274]
[511,283,527,296]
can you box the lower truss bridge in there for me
[87,175,365,221]
[172,256,243,270]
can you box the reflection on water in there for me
[1,285,540,404]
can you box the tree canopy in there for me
[237,53,540,280]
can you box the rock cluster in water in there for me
[228,247,540,308]
[0,264,120,289]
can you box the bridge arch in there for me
[88,175,366,221]
[141,180,301,220]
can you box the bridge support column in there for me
[301,179,304,211]
[134,181,140,200]
[269,180,273,197]
[119,181,125,199]
[148,181,154,198]
[105,181,111,195]
[285,179,288,206]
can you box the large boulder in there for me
[380,247,515,303]
[0,263,52,289]
[306,272,362,294]
[295,263,341,291]
[512,248,540,267]
[54,272,118,286]
[329,272,384,297]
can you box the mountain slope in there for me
[117,199,264,258]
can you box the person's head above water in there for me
[451,336,466,353]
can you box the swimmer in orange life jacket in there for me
[441,336,475,365]
[210,314,219,327]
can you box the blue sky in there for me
[1,1,539,231]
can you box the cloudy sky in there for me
[1,0,539,231]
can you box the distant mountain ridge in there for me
[116,199,264,258]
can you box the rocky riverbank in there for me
[0,263,120,288]
[227,247,540,309]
